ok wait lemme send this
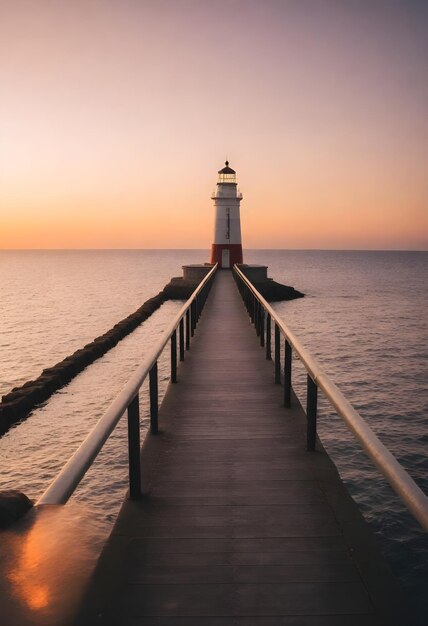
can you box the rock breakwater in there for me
[252,279,304,302]
[0,277,201,437]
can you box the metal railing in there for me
[37,264,218,506]
[233,264,428,532]
[211,189,243,200]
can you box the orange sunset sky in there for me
[1,0,427,250]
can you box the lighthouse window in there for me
[219,173,236,184]
[226,208,230,240]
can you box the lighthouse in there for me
[210,161,243,268]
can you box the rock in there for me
[162,278,199,300]
[21,380,37,389]
[37,375,60,394]
[1,390,22,404]
[0,395,30,417]
[0,490,33,528]
[253,279,304,302]
[0,400,22,421]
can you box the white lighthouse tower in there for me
[210,161,243,269]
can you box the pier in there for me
[36,265,427,625]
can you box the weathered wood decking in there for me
[78,271,406,625]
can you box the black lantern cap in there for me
[218,160,236,174]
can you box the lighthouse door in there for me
[221,249,230,269]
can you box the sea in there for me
[0,249,427,623]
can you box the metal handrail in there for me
[233,264,428,532]
[38,264,218,506]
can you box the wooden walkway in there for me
[78,271,405,625]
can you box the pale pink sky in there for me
[1,0,427,249]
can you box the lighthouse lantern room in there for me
[210,161,243,268]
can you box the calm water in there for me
[0,250,427,621]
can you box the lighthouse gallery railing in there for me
[233,264,428,532]
[37,263,218,506]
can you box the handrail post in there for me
[149,362,158,434]
[179,318,185,361]
[307,375,318,451]
[266,313,271,359]
[199,286,204,310]
[127,394,141,500]
[244,286,249,315]
[274,323,281,383]
[191,301,195,337]
[171,330,177,383]
[186,309,190,350]
[260,307,265,347]
[284,339,292,407]
[255,301,260,336]
[254,299,257,329]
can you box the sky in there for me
[1,0,427,250]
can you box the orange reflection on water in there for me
[8,512,56,614]
[3,504,109,625]
[23,585,50,611]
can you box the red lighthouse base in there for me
[210,244,243,269]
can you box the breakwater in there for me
[0,276,202,436]
[251,279,304,301]
[237,264,304,301]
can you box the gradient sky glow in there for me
[1,0,427,249]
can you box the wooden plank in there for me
[118,582,373,616]
[132,618,380,626]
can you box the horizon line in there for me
[0,247,427,253]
